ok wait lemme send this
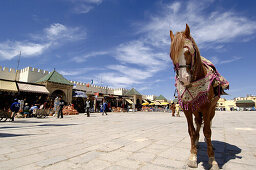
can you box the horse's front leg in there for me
[184,112,198,168]
[194,112,202,148]
[203,109,219,170]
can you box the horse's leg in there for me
[184,112,198,168]
[194,112,202,148]
[203,108,219,170]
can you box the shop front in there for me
[72,90,87,113]
[0,79,18,111]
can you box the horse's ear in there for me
[170,30,174,41]
[185,24,190,38]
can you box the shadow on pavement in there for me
[10,120,48,124]
[38,123,78,127]
[0,133,33,138]
[197,140,242,169]
[0,126,22,129]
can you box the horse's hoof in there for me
[210,163,219,170]
[187,160,197,168]
[209,158,219,170]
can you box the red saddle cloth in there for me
[175,56,229,112]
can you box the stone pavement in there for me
[0,111,255,170]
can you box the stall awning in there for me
[0,80,18,92]
[73,91,87,98]
[125,99,134,104]
[17,83,49,94]
[142,99,148,103]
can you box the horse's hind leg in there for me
[203,108,219,170]
[184,112,198,168]
[194,112,203,148]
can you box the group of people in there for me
[86,99,108,117]
[10,99,49,121]
[9,96,111,121]
[53,96,66,118]
[170,102,180,117]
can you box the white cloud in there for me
[61,0,256,90]
[115,40,169,67]
[73,51,108,63]
[59,67,102,76]
[45,23,67,37]
[73,4,93,14]
[220,56,241,64]
[0,41,50,60]
[42,23,86,42]
[0,23,86,60]
[71,0,104,14]
[139,0,256,48]
[210,56,241,65]
[103,0,256,88]
[97,72,139,88]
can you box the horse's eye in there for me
[184,51,190,57]
[184,51,192,64]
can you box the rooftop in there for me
[36,70,73,86]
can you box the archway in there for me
[51,90,66,101]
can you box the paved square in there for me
[0,111,255,169]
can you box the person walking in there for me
[10,99,20,121]
[57,97,65,118]
[170,103,175,117]
[175,103,180,117]
[85,98,90,117]
[102,100,108,115]
[54,97,60,117]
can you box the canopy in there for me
[17,83,49,94]
[142,102,149,106]
[154,101,162,105]
[73,91,87,98]
[149,103,155,105]
[125,99,133,104]
[160,102,170,105]
[0,80,18,92]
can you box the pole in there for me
[15,51,21,81]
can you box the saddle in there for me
[201,57,229,95]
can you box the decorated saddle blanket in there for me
[175,56,229,112]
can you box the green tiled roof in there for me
[236,100,255,104]
[126,88,141,96]
[155,95,167,101]
[36,71,73,85]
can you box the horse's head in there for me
[170,24,200,87]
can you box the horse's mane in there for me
[170,32,185,64]
[170,31,204,81]
[170,32,201,65]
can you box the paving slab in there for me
[0,111,255,169]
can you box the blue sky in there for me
[0,0,256,100]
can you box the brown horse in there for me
[170,24,228,170]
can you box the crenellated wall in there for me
[0,65,132,97]
[142,95,156,101]
[70,80,116,95]
[19,67,49,83]
[0,66,19,81]
[0,66,50,83]
[113,88,128,96]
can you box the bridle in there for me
[173,39,197,81]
